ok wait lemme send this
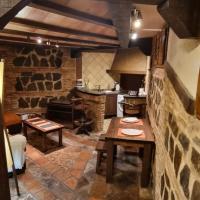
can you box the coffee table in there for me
[23,117,64,152]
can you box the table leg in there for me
[58,129,62,146]
[42,134,46,152]
[23,124,28,139]
[106,140,114,183]
[141,143,153,187]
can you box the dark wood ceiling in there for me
[0,0,165,49]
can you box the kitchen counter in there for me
[123,94,146,98]
[76,87,119,96]
[75,88,106,131]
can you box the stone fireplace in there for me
[1,45,76,114]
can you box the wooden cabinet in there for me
[105,94,117,117]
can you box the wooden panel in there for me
[196,70,200,119]
[165,62,195,115]
[30,0,113,28]
[151,27,169,67]
[0,61,11,200]
[105,94,117,116]
[158,0,200,38]
[76,57,82,79]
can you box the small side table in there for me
[74,118,93,135]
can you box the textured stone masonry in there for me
[2,45,76,114]
[148,67,200,200]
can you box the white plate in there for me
[121,117,139,123]
[121,129,143,136]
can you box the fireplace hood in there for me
[107,47,147,74]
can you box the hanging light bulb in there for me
[134,19,142,29]
[132,8,142,29]
[55,41,59,48]
[36,37,42,44]
[46,40,51,45]
[131,32,138,40]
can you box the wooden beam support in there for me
[129,0,164,4]
[196,69,200,119]
[0,60,10,200]
[0,0,31,30]
[1,29,119,47]
[95,0,164,5]
[11,17,118,41]
[0,35,97,49]
[165,62,195,115]
[30,0,114,28]
[108,0,132,48]
[158,0,200,38]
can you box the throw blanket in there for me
[5,133,26,172]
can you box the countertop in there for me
[123,94,146,98]
[76,87,119,96]
[76,88,147,98]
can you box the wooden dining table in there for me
[105,117,155,187]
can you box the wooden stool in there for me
[95,141,107,174]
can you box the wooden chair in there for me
[95,134,119,174]
[121,101,146,118]
[95,140,107,174]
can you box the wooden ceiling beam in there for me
[0,0,31,30]
[158,0,200,38]
[0,35,97,49]
[130,0,165,4]
[95,0,164,5]
[30,0,114,28]
[11,17,118,41]
[1,29,119,47]
[108,0,132,48]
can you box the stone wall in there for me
[1,45,76,114]
[148,67,200,200]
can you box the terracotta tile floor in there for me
[9,119,152,200]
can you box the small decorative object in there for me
[115,82,120,91]
[128,90,138,96]
[84,78,89,88]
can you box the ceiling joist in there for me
[158,0,200,38]
[2,29,119,47]
[95,0,164,5]
[30,0,114,28]
[11,17,118,41]
[0,35,97,49]
[109,0,132,48]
